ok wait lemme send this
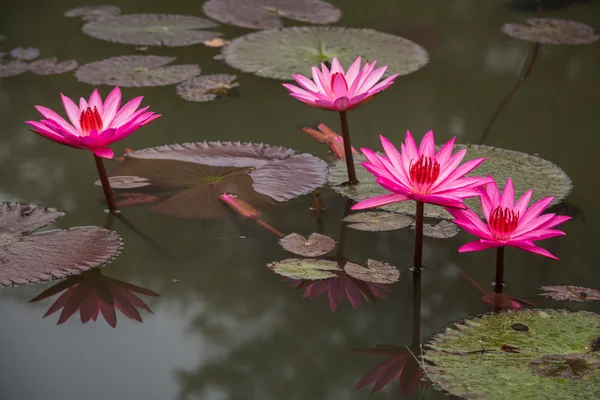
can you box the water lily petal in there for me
[92,147,114,159]
[458,240,499,253]
[351,193,410,210]
[102,86,122,126]
[60,93,81,130]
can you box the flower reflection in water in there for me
[29,268,160,328]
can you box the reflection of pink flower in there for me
[352,345,428,396]
[283,57,398,111]
[29,269,160,328]
[352,131,490,210]
[26,86,160,159]
[448,177,571,259]
[285,270,390,313]
[300,122,358,159]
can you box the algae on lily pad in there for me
[176,74,239,102]
[280,233,335,257]
[222,26,429,80]
[344,260,400,284]
[108,142,327,218]
[424,309,600,399]
[502,18,599,45]
[540,285,600,302]
[328,145,572,220]
[0,203,121,287]
[203,0,341,30]
[75,55,201,87]
[82,14,221,47]
[343,211,413,232]
[9,47,40,61]
[29,58,78,75]
[0,60,29,78]
[268,258,340,280]
[65,6,121,22]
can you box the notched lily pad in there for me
[75,55,200,87]
[502,18,599,45]
[280,233,335,257]
[344,260,400,284]
[65,6,121,21]
[268,258,340,280]
[424,309,600,399]
[539,285,600,302]
[222,26,428,80]
[29,58,78,75]
[82,14,221,47]
[176,74,238,102]
[94,176,151,189]
[203,0,341,30]
[0,203,121,287]
[9,47,40,61]
[343,211,413,232]
[328,145,572,219]
[0,60,29,77]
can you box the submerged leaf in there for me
[268,258,340,280]
[344,260,400,284]
[343,212,413,232]
[0,60,29,77]
[280,233,335,257]
[29,58,78,75]
[82,14,221,47]
[0,203,121,287]
[75,55,200,87]
[502,18,599,45]
[222,26,428,80]
[9,47,40,61]
[94,176,150,189]
[539,285,600,302]
[203,0,341,30]
[65,5,121,22]
[176,74,239,102]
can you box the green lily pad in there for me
[75,55,201,87]
[343,211,413,232]
[203,0,341,30]
[176,74,239,102]
[328,145,572,220]
[417,220,460,239]
[539,286,600,302]
[280,233,335,257]
[344,259,400,284]
[82,14,221,47]
[29,58,78,75]
[222,26,429,80]
[502,18,599,45]
[268,258,340,280]
[9,47,40,61]
[424,309,600,399]
[65,6,121,22]
[0,60,29,78]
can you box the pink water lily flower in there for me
[283,56,399,111]
[447,177,571,259]
[352,131,490,210]
[25,86,160,159]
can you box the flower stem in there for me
[338,111,358,185]
[494,246,505,293]
[93,154,118,212]
[413,201,424,270]
[411,267,422,345]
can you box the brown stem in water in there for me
[494,246,505,293]
[94,154,118,212]
[338,111,358,184]
[411,268,422,346]
[413,201,424,270]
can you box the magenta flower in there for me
[447,177,571,259]
[25,86,160,159]
[283,57,398,112]
[352,131,490,210]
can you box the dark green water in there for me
[1,0,600,399]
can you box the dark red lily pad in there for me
[502,18,599,45]
[65,5,121,22]
[176,74,239,102]
[108,142,327,218]
[29,58,78,75]
[539,285,600,302]
[75,55,201,87]
[202,0,341,30]
[280,233,335,257]
[9,47,40,61]
[0,203,121,287]
[0,60,29,78]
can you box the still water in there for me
[1,0,600,399]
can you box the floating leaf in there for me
[222,26,429,80]
[344,260,400,284]
[343,211,413,232]
[329,145,572,219]
[176,74,238,102]
[539,285,600,302]
[94,176,150,189]
[0,203,121,287]
[9,47,40,61]
[0,60,29,77]
[108,142,327,218]
[502,18,599,45]
[75,55,200,87]
[82,14,221,47]
[418,220,460,239]
[280,233,335,257]
[268,258,340,280]
[65,5,121,21]
[203,0,341,30]
[29,58,78,75]
[424,309,600,399]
